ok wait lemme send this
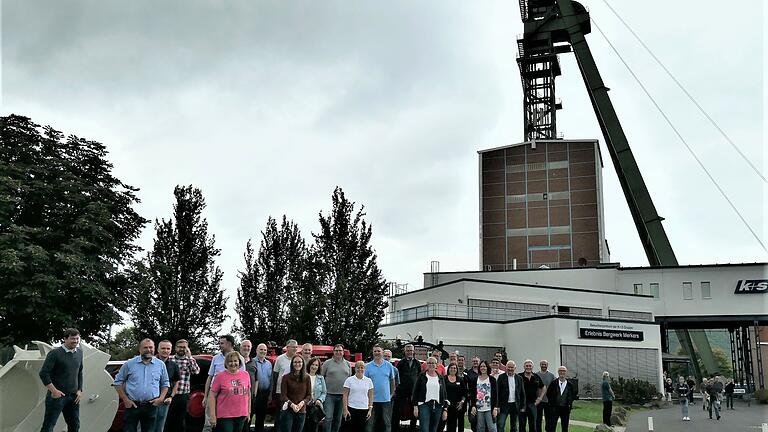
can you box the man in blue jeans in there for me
[252,343,273,432]
[364,345,396,432]
[497,361,526,432]
[321,344,352,432]
[39,328,84,432]
[114,338,170,432]
[518,360,544,432]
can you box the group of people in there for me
[670,374,732,422]
[39,328,201,432]
[39,330,600,432]
[388,348,585,432]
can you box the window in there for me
[701,281,711,299]
[650,283,660,299]
[557,306,603,317]
[561,345,659,398]
[683,282,693,300]
[608,309,653,321]
[634,283,643,295]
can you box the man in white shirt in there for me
[497,361,526,432]
[272,339,298,427]
[544,366,576,432]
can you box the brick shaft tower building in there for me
[479,139,609,270]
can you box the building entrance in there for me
[661,318,766,392]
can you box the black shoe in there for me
[717,416,721,420]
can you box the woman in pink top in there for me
[208,351,251,432]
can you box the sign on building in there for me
[578,320,645,341]
[734,280,768,294]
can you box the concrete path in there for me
[626,400,768,432]
[570,418,626,431]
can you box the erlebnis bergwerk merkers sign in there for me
[734,280,768,294]
[578,321,644,342]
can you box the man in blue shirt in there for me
[252,343,273,432]
[114,338,170,432]
[383,350,400,385]
[364,345,396,432]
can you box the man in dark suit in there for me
[544,366,577,432]
[393,344,421,431]
[497,361,526,432]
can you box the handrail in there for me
[383,301,652,325]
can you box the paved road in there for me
[627,400,768,432]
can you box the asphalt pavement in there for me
[627,399,768,432]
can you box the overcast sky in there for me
[3,1,766,331]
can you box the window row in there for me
[388,300,652,324]
[632,281,712,300]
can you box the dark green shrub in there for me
[610,377,658,404]
[755,388,768,404]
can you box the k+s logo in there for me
[734,280,768,294]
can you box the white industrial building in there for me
[380,262,768,396]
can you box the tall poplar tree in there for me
[235,239,261,343]
[129,185,226,351]
[314,187,387,353]
[236,216,320,344]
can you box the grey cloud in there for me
[2,0,765,331]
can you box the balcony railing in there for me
[384,302,652,325]
[383,303,540,325]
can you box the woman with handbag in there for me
[304,357,327,432]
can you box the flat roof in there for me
[423,262,767,277]
[396,277,654,299]
[478,138,605,168]
[380,312,657,329]
[477,139,599,154]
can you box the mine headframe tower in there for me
[517,0,718,381]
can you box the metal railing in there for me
[384,302,652,325]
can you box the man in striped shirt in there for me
[168,339,200,432]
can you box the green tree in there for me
[128,185,226,352]
[94,326,141,360]
[236,216,319,344]
[235,239,262,343]
[0,115,147,347]
[313,187,387,354]
[286,247,323,344]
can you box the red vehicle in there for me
[106,354,213,432]
[107,345,362,432]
